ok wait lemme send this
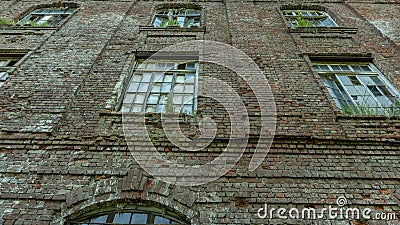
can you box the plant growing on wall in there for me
[165,96,175,113]
[295,15,313,28]
[385,99,400,117]
[224,27,231,43]
[160,18,179,28]
[341,99,400,117]
[0,17,16,26]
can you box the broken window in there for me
[18,7,76,26]
[152,8,201,28]
[0,51,27,87]
[313,62,400,116]
[120,59,198,114]
[282,10,338,28]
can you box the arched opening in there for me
[65,201,190,225]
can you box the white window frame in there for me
[18,7,76,26]
[0,53,26,87]
[0,72,8,86]
[314,62,400,116]
[120,60,199,114]
[282,10,338,28]
[152,8,201,28]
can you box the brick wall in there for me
[0,1,399,224]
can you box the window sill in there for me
[336,114,400,121]
[99,110,197,117]
[100,110,122,116]
[0,25,57,31]
[299,33,353,39]
[289,26,358,34]
[0,67,16,75]
[139,26,206,33]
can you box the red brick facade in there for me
[0,0,399,224]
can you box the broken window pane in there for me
[349,76,362,85]
[282,9,338,28]
[314,62,400,116]
[121,61,198,114]
[0,51,27,88]
[152,9,201,28]
[368,86,382,96]
[18,7,76,26]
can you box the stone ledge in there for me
[0,25,57,31]
[289,27,358,34]
[336,114,400,121]
[139,26,206,33]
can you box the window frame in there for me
[66,203,189,225]
[0,51,28,87]
[72,211,184,224]
[281,9,338,29]
[119,58,199,114]
[17,6,77,27]
[151,8,201,28]
[312,61,400,116]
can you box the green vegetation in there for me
[341,101,400,117]
[0,17,16,26]
[295,15,313,28]
[165,97,174,113]
[224,27,231,43]
[160,18,179,28]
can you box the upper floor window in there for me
[0,51,27,87]
[18,7,76,26]
[120,59,198,114]
[313,62,400,116]
[152,8,201,28]
[282,10,338,28]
